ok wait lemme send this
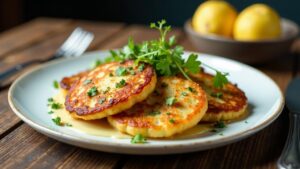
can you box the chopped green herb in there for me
[52,117,63,126]
[116,79,126,88]
[169,118,175,124]
[211,92,223,99]
[48,110,54,114]
[83,79,92,85]
[51,103,62,109]
[104,20,229,87]
[87,87,98,97]
[131,134,147,144]
[148,111,161,116]
[219,133,224,136]
[213,71,229,88]
[109,72,113,77]
[181,92,188,96]
[115,67,128,76]
[166,97,176,106]
[91,59,102,68]
[53,80,59,89]
[47,98,62,109]
[188,87,195,93]
[98,98,106,104]
[166,112,171,115]
[183,54,201,74]
[214,121,226,128]
[138,63,145,72]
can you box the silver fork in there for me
[0,27,94,86]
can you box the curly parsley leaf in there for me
[156,59,172,76]
[131,134,147,144]
[52,117,63,126]
[51,102,62,109]
[87,87,98,97]
[214,121,226,128]
[213,71,229,88]
[103,20,229,88]
[116,79,126,88]
[115,67,128,76]
[184,54,201,74]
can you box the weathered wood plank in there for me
[0,20,125,71]
[57,149,121,169]
[0,91,21,137]
[0,18,72,58]
[0,124,76,169]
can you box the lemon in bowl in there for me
[185,2,299,64]
[234,4,281,41]
[192,0,237,38]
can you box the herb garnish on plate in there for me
[103,20,229,88]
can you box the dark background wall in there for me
[0,0,299,31]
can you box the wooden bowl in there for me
[184,18,299,64]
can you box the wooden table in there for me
[0,18,299,169]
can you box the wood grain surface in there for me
[0,18,297,169]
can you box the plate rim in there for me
[7,50,285,154]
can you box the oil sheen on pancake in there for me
[65,60,157,120]
[107,76,208,138]
[190,71,248,122]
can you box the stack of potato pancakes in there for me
[60,59,247,138]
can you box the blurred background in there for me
[1,0,299,31]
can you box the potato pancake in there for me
[65,60,157,120]
[60,71,89,90]
[107,76,208,138]
[190,71,248,122]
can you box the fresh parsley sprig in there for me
[105,20,228,88]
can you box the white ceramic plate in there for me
[8,51,284,154]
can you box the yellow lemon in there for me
[234,4,281,41]
[192,0,237,37]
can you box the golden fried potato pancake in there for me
[107,76,208,138]
[60,71,89,90]
[65,60,157,120]
[190,72,248,122]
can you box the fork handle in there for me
[278,113,300,169]
[0,59,41,84]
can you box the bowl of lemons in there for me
[184,1,299,64]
